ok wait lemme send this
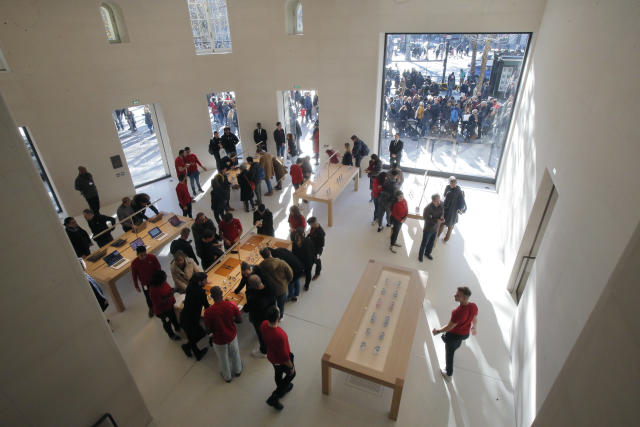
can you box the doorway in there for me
[112,104,171,187]
[508,169,558,302]
[278,89,318,157]
[206,91,243,160]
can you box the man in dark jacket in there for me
[419,194,444,261]
[180,272,210,360]
[243,273,276,358]
[253,122,268,152]
[131,193,159,223]
[209,130,223,171]
[307,217,325,281]
[254,204,274,236]
[74,166,100,213]
[271,247,304,302]
[192,212,217,260]
[292,229,316,291]
[200,229,224,270]
[82,209,116,247]
[170,227,199,265]
[389,134,403,168]
[210,170,230,224]
[350,135,368,170]
[273,122,286,158]
[221,127,239,163]
[438,176,466,242]
[64,217,92,257]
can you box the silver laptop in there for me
[103,250,129,270]
[148,226,167,241]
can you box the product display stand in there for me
[321,260,427,420]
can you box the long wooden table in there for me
[85,214,193,312]
[293,163,359,227]
[175,232,292,311]
[321,260,428,420]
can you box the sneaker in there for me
[195,347,208,361]
[265,192,273,196]
[386,223,392,227]
[251,348,267,358]
[418,257,423,262]
[290,297,298,302]
[279,315,284,322]
[312,274,320,281]
[371,220,377,225]
[221,373,232,383]
[377,227,383,232]
[304,284,309,291]
[266,396,284,411]
[181,344,192,358]
[389,246,397,254]
[392,243,402,247]
[234,371,242,377]
[170,334,181,341]
[441,369,452,382]
[426,255,433,260]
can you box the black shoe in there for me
[234,371,242,377]
[392,243,402,247]
[304,285,309,291]
[290,297,298,302]
[377,227,383,232]
[386,223,392,227]
[195,347,208,361]
[426,255,433,260]
[181,344,192,358]
[170,334,181,341]
[266,396,283,411]
[148,309,154,318]
[418,257,423,262]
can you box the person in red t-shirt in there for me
[288,205,306,241]
[175,149,188,179]
[432,286,478,380]
[219,212,243,249]
[131,245,162,317]
[204,286,243,383]
[261,306,295,411]
[184,146,207,195]
[175,174,193,218]
[289,159,304,189]
[371,171,386,226]
[149,270,181,341]
[389,190,408,253]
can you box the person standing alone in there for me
[261,306,296,411]
[254,122,268,152]
[432,286,478,381]
[388,134,403,168]
[176,174,193,218]
[75,166,100,214]
[418,194,444,261]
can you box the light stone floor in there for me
[89,167,517,427]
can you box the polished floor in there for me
[89,167,517,427]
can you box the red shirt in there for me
[149,282,176,315]
[449,303,478,336]
[175,156,186,177]
[290,164,303,185]
[185,153,203,174]
[204,300,241,345]
[391,199,408,221]
[371,177,383,198]
[131,253,161,290]
[260,320,291,365]
[176,181,192,207]
[288,214,306,231]
[219,218,243,243]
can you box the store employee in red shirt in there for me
[184,146,207,195]
[204,286,243,383]
[131,245,162,318]
[175,174,193,218]
[175,149,188,179]
[261,306,295,411]
[219,212,243,249]
[389,190,408,253]
[432,286,478,380]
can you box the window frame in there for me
[187,0,232,55]
[99,3,121,43]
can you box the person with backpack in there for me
[438,176,467,243]
[342,143,353,166]
[350,135,369,173]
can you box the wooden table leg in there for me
[322,353,332,395]
[389,378,404,420]
[106,280,125,312]
[327,200,333,227]
[354,173,359,191]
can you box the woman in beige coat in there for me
[170,251,202,293]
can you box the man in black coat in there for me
[210,170,230,224]
[242,271,276,358]
[307,217,325,281]
[191,212,217,260]
[208,130,223,171]
[64,217,92,257]
[253,204,274,236]
[389,134,403,168]
[271,247,304,302]
[273,122,286,158]
[169,227,199,265]
[221,127,239,164]
[82,209,116,247]
[180,272,210,360]
[74,166,100,213]
[253,122,268,152]
[438,176,467,243]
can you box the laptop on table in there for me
[129,237,145,251]
[148,226,167,240]
[168,215,184,227]
[103,250,129,269]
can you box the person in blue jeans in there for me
[418,194,444,261]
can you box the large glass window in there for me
[18,127,63,213]
[379,33,530,182]
[187,0,232,54]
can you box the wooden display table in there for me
[321,260,428,420]
[293,163,359,227]
[85,214,193,312]
[176,232,292,312]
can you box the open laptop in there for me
[86,247,108,263]
[110,238,127,247]
[129,237,145,251]
[168,215,184,227]
[103,250,128,269]
[148,226,167,240]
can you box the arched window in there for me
[294,2,303,35]
[99,4,121,43]
[285,0,303,35]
